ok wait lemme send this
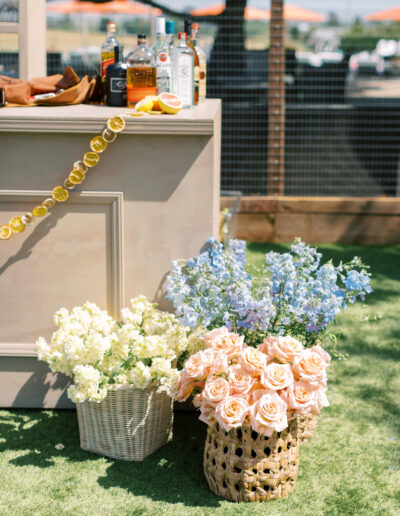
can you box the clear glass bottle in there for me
[166,20,175,49]
[184,20,200,105]
[174,32,194,108]
[192,23,207,102]
[101,22,122,79]
[152,17,172,94]
[126,34,157,108]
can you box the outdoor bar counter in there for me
[0,100,221,408]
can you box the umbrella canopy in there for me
[364,6,400,22]
[47,0,161,16]
[190,3,326,22]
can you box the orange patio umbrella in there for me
[47,0,161,16]
[190,2,326,22]
[364,6,400,22]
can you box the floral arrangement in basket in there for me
[172,327,330,435]
[36,296,204,403]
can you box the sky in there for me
[165,0,400,21]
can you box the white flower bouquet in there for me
[36,296,204,403]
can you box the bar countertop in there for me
[0,99,221,135]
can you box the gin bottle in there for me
[174,33,194,108]
[105,45,127,107]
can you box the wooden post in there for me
[267,0,285,195]
[18,0,46,80]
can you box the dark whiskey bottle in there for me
[105,45,127,107]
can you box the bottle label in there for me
[101,56,115,77]
[110,78,127,93]
[199,62,207,99]
[127,85,157,104]
[177,54,193,107]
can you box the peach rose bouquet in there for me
[170,327,330,436]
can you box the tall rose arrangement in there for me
[36,296,204,403]
[171,327,330,436]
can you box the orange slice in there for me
[0,224,13,240]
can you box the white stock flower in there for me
[128,362,152,389]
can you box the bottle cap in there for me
[138,34,146,42]
[166,20,174,35]
[107,22,116,33]
[184,20,192,36]
[155,17,166,34]
[178,32,187,40]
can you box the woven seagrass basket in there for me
[203,419,299,502]
[76,385,173,461]
[297,413,318,444]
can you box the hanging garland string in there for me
[0,112,145,241]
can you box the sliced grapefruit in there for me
[158,93,183,114]
[135,97,154,113]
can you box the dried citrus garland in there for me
[0,113,143,241]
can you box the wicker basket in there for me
[297,413,318,444]
[203,419,299,502]
[76,385,173,461]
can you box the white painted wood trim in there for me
[0,190,124,357]
[0,22,18,34]
[0,117,215,135]
[18,0,46,80]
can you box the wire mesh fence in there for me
[1,0,400,197]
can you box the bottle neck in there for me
[178,37,187,47]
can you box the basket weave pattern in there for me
[76,385,173,461]
[297,413,318,443]
[203,419,299,502]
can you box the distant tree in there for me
[327,11,339,27]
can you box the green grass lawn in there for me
[1,244,399,516]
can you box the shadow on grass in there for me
[97,413,221,508]
[0,408,220,508]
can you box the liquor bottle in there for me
[152,17,172,94]
[126,34,157,108]
[105,45,127,107]
[166,20,175,49]
[184,20,200,105]
[174,32,194,108]
[101,22,122,80]
[192,23,207,102]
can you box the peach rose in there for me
[184,350,211,380]
[249,391,288,437]
[310,344,331,366]
[228,365,255,397]
[202,377,230,407]
[238,347,267,377]
[260,363,294,391]
[292,349,327,387]
[282,380,316,416]
[215,396,249,432]
[208,349,229,376]
[207,332,244,360]
[258,336,304,364]
[311,386,329,416]
[170,371,194,402]
[199,401,216,426]
[203,326,229,346]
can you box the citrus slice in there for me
[69,169,85,184]
[64,178,76,190]
[135,97,154,112]
[83,152,99,167]
[148,110,164,115]
[22,212,34,225]
[127,112,145,117]
[0,224,13,240]
[52,186,69,202]
[73,161,88,173]
[148,96,161,111]
[9,216,25,233]
[107,115,125,132]
[42,198,56,208]
[90,136,108,153]
[102,128,117,143]
[32,205,48,217]
[158,92,183,114]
